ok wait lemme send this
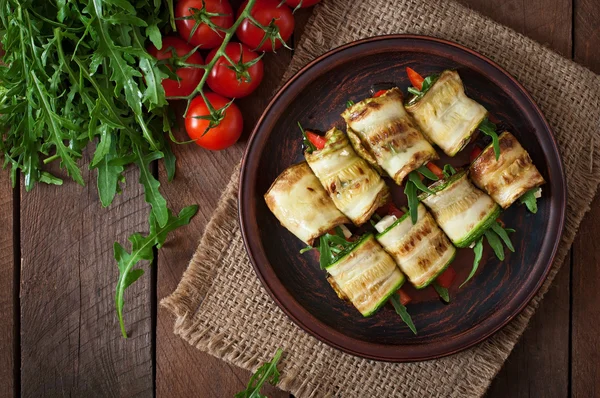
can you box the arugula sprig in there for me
[300,227,354,269]
[478,118,501,160]
[519,188,540,213]
[432,281,450,303]
[442,164,457,179]
[407,74,440,104]
[404,167,438,224]
[390,293,417,334]
[460,220,515,288]
[235,348,283,398]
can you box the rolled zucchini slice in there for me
[305,127,390,226]
[419,170,501,248]
[375,204,456,289]
[470,131,545,208]
[406,70,488,157]
[326,234,405,316]
[264,162,350,245]
[341,88,438,185]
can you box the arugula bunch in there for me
[235,348,283,398]
[407,74,439,104]
[478,118,501,160]
[0,0,199,336]
[404,165,439,224]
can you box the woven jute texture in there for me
[162,0,600,396]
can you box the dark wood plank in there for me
[20,151,153,397]
[156,7,313,396]
[458,0,573,396]
[0,171,15,398]
[571,1,600,395]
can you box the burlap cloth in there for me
[162,0,600,396]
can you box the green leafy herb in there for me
[432,281,450,303]
[442,164,457,179]
[478,118,501,160]
[484,229,504,260]
[298,122,316,153]
[417,165,440,181]
[346,100,355,108]
[235,348,283,398]
[302,229,354,269]
[491,221,515,252]
[390,293,417,334]
[408,171,434,194]
[404,178,419,225]
[115,205,198,338]
[519,188,540,213]
[460,237,484,288]
[299,245,313,254]
[407,73,440,105]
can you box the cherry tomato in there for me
[406,67,424,90]
[176,0,234,49]
[185,93,243,150]
[147,37,204,98]
[206,43,264,98]
[398,289,412,306]
[436,267,456,288]
[285,0,321,7]
[236,0,295,52]
[470,146,483,162]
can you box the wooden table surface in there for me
[1,1,599,397]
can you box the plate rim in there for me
[238,34,567,362]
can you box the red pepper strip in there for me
[406,67,424,90]
[373,89,387,98]
[388,203,404,218]
[306,131,326,150]
[436,266,456,289]
[426,162,444,179]
[470,146,483,162]
[398,289,412,306]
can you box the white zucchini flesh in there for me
[342,88,438,184]
[376,204,456,288]
[264,162,350,245]
[327,234,405,316]
[421,172,500,247]
[305,128,389,226]
[470,132,545,208]
[406,70,488,156]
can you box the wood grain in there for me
[571,0,600,395]
[0,171,15,398]
[155,7,312,397]
[458,0,573,396]
[19,151,153,397]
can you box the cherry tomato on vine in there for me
[236,0,295,52]
[176,0,234,49]
[185,93,244,150]
[285,0,321,8]
[206,43,264,98]
[147,37,204,98]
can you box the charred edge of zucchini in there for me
[361,276,406,317]
[346,126,386,175]
[324,233,372,270]
[417,169,467,201]
[454,205,502,248]
[375,212,411,238]
[414,248,457,289]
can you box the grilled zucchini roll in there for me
[419,170,501,248]
[341,88,438,184]
[305,127,389,226]
[264,162,350,245]
[406,70,488,156]
[326,234,405,316]
[375,204,456,289]
[470,132,545,208]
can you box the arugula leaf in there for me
[519,188,539,213]
[235,348,283,398]
[390,293,417,335]
[404,179,419,225]
[315,230,354,269]
[442,164,457,179]
[432,281,450,303]
[484,229,505,261]
[478,118,501,160]
[417,165,440,181]
[346,100,355,108]
[491,221,515,252]
[408,170,434,194]
[96,137,124,207]
[460,237,484,288]
[115,205,198,338]
[133,145,169,228]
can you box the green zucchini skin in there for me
[326,234,405,317]
[419,171,501,248]
[376,204,457,289]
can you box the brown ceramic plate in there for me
[239,35,566,362]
